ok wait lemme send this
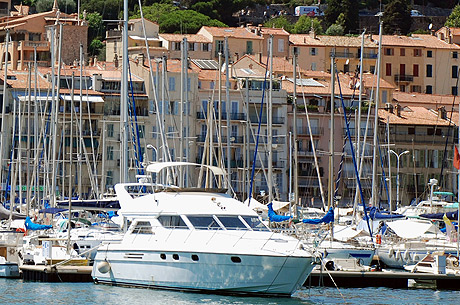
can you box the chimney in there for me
[385,103,393,114]
[394,104,401,117]
[438,106,447,119]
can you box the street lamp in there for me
[390,149,410,209]
[146,144,158,162]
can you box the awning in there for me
[17,95,104,103]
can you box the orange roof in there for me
[379,34,460,49]
[392,91,459,108]
[338,72,395,90]
[378,106,453,126]
[159,33,211,43]
[281,77,357,97]
[199,26,263,40]
[290,34,378,48]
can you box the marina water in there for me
[2,278,460,304]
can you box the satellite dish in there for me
[429,23,433,30]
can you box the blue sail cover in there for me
[420,210,458,220]
[267,203,292,222]
[25,216,53,231]
[368,207,405,220]
[302,207,334,224]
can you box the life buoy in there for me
[8,248,15,255]
[376,234,382,245]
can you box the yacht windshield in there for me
[215,216,249,230]
[241,216,270,231]
[157,215,189,229]
[187,216,222,230]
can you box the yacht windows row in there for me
[131,215,269,233]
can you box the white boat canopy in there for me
[386,219,442,239]
[244,198,268,211]
[145,162,226,176]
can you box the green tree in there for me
[324,0,359,34]
[35,0,76,13]
[81,0,121,21]
[131,3,179,24]
[89,39,104,56]
[382,0,411,35]
[263,16,294,33]
[158,9,227,33]
[292,15,323,35]
[325,24,344,36]
[445,5,460,28]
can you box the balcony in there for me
[357,53,378,59]
[18,40,50,51]
[330,52,354,58]
[249,116,285,125]
[295,126,323,136]
[394,74,414,82]
[196,112,247,121]
[196,135,244,144]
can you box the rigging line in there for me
[439,66,460,188]
[248,53,270,207]
[336,69,373,239]
[127,61,144,175]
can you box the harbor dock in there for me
[306,269,460,289]
[20,265,93,282]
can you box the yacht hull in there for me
[92,249,315,296]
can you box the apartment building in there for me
[0,4,87,70]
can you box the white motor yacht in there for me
[92,162,317,296]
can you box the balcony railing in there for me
[249,116,285,125]
[196,112,247,120]
[330,52,354,58]
[394,74,414,82]
[358,53,378,59]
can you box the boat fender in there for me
[97,260,111,274]
[388,248,394,258]
[395,250,400,261]
[404,250,410,261]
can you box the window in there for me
[453,86,458,96]
[370,66,375,74]
[138,125,145,138]
[157,215,188,229]
[413,64,419,77]
[246,41,253,55]
[408,127,415,135]
[310,47,317,56]
[427,50,432,58]
[215,40,224,56]
[173,41,180,51]
[188,42,194,51]
[400,48,405,56]
[426,85,433,94]
[106,170,113,186]
[384,48,394,56]
[453,66,459,78]
[426,64,432,77]
[278,39,284,52]
[241,216,270,231]
[187,216,222,230]
[152,126,157,139]
[454,51,458,59]
[216,216,249,230]
[311,62,317,71]
[202,43,209,52]
[411,85,421,93]
[414,49,422,57]
[132,221,153,234]
[107,124,114,137]
[385,63,391,76]
[169,77,176,91]
[107,146,113,160]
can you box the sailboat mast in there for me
[120,0,129,183]
[26,63,32,216]
[293,46,299,213]
[268,35,273,203]
[50,24,58,206]
[328,55,335,209]
[179,38,185,187]
[225,37,231,192]
[0,30,9,204]
[371,22,383,207]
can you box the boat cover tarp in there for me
[368,207,405,220]
[332,225,368,241]
[267,203,292,222]
[39,207,67,214]
[0,204,26,220]
[386,219,442,239]
[272,200,291,211]
[24,216,53,230]
[302,207,334,224]
[420,210,458,220]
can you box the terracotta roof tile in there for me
[159,33,211,43]
[199,26,263,40]
[378,106,452,126]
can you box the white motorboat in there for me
[92,162,317,297]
